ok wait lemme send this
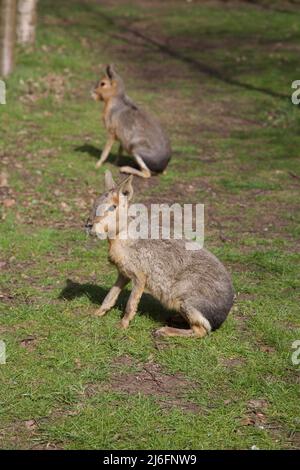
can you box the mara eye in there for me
[100,81,106,87]
[108,204,117,212]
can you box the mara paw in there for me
[153,326,169,337]
[117,319,129,329]
[94,307,108,317]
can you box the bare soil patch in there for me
[110,355,201,413]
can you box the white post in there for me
[17,0,37,45]
[0,0,17,77]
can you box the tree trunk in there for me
[17,0,37,45]
[0,0,17,77]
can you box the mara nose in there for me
[85,220,93,230]
[90,89,98,99]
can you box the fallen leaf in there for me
[0,172,8,187]
[248,399,268,410]
[75,198,87,209]
[221,357,245,367]
[25,419,37,431]
[0,293,13,300]
[240,416,256,426]
[2,198,15,208]
[75,358,81,369]
[260,345,276,354]
[20,336,36,349]
[66,409,80,416]
[60,202,71,213]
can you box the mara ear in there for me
[106,64,116,81]
[119,175,133,201]
[104,170,116,191]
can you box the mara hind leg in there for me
[154,302,211,338]
[154,325,207,338]
[120,154,151,178]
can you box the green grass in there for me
[0,0,299,450]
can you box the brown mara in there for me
[85,171,234,338]
[91,64,171,178]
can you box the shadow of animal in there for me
[58,278,188,327]
[74,144,139,168]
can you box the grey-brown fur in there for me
[85,171,234,338]
[92,64,171,178]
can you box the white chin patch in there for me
[94,222,107,239]
[91,91,99,100]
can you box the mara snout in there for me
[86,170,234,338]
[92,64,171,178]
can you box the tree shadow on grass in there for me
[98,11,291,100]
[74,144,139,168]
[58,278,182,326]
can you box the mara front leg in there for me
[120,275,146,328]
[95,133,115,169]
[94,273,129,317]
